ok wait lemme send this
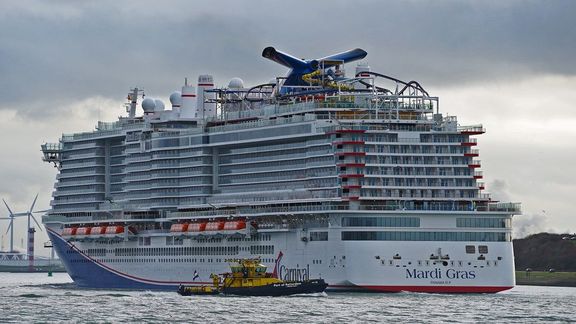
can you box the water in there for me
[0,273,575,323]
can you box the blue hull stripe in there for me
[47,228,206,290]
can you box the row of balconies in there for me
[221,151,333,165]
[359,190,490,200]
[57,169,105,179]
[61,151,105,161]
[219,138,330,156]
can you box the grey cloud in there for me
[488,180,511,203]
[1,0,576,114]
[513,213,550,239]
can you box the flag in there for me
[193,270,199,281]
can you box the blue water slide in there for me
[261,46,368,92]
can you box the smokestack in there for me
[180,78,197,119]
[197,75,216,119]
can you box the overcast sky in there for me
[1,0,575,255]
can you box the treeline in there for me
[513,233,576,271]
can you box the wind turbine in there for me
[2,199,25,252]
[1,194,44,255]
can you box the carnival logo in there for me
[273,250,310,281]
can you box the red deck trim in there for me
[339,174,365,178]
[326,129,366,135]
[333,141,365,145]
[335,152,366,156]
[337,163,365,167]
[330,284,512,293]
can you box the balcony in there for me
[464,149,480,157]
[468,160,481,168]
[460,138,478,146]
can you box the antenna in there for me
[127,88,144,118]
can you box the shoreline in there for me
[515,271,576,287]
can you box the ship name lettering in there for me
[445,269,476,279]
[405,268,442,279]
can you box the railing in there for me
[458,125,485,133]
[483,202,522,213]
[41,143,62,151]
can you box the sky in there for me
[0,0,575,255]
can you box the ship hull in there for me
[222,279,328,296]
[46,225,515,293]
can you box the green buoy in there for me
[48,271,53,277]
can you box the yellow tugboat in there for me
[177,258,328,297]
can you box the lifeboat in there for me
[91,226,107,236]
[205,221,225,231]
[105,226,125,235]
[170,223,189,233]
[187,223,207,232]
[223,220,246,231]
[76,227,92,236]
[61,227,77,236]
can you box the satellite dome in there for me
[169,91,182,106]
[154,99,165,112]
[228,77,244,89]
[141,98,156,113]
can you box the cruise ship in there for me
[41,46,521,292]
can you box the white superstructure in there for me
[40,47,520,292]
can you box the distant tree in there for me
[513,233,576,271]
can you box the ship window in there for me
[466,245,476,254]
[341,232,507,242]
[310,232,328,241]
[456,218,507,228]
[478,245,488,254]
[342,217,420,227]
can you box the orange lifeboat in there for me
[205,221,225,231]
[76,227,92,236]
[61,227,77,236]
[105,226,125,235]
[187,223,207,232]
[91,226,107,235]
[170,223,189,233]
[224,220,246,231]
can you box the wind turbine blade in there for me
[32,209,49,214]
[29,194,38,214]
[31,215,43,231]
[5,221,11,235]
[2,199,14,216]
[11,212,28,217]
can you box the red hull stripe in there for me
[329,284,512,293]
[198,83,214,86]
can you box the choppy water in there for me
[0,273,575,323]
